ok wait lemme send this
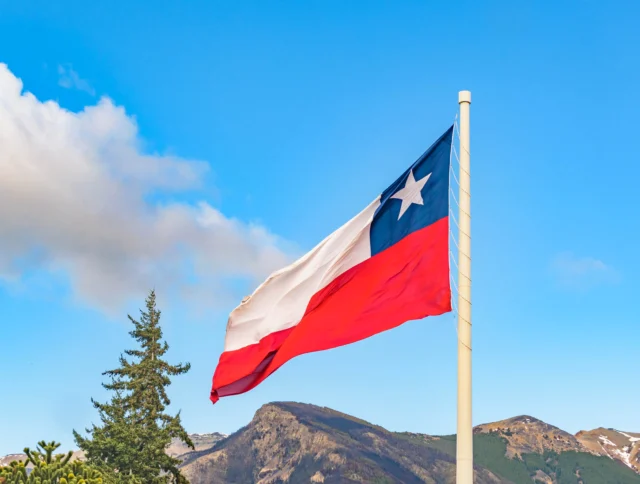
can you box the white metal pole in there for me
[456,90,473,484]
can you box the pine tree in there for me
[74,290,194,484]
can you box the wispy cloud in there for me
[0,63,293,315]
[551,252,620,290]
[57,64,95,96]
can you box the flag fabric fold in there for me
[211,126,454,403]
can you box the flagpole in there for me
[456,90,473,484]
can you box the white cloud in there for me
[0,63,291,313]
[58,64,96,96]
[551,252,619,290]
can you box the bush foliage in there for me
[0,441,139,484]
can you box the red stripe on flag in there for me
[211,216,450,403]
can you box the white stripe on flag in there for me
[223,197,381,352]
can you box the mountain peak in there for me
[576,428,640,473]
[180,401,504,484]
[5,405,639,482]
[474,415,587,458]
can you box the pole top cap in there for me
[458,91,472,104]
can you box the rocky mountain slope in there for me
[473,415,587,457]
[179,402,506,484]
[178,403,639,484]
[3,404,638,483]
[576,428,640,474]
[167,432,228,459]
[472,416,640,476]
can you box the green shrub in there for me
[0,441,141,484]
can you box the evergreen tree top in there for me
[74,290,193,484]
[103,290,191,411]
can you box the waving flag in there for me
[211,126,453,403]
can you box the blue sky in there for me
[0,0,638,456]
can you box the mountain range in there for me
[3,402,639,483]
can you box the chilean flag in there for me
[211,126,453,403]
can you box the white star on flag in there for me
[390,170,432,219]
